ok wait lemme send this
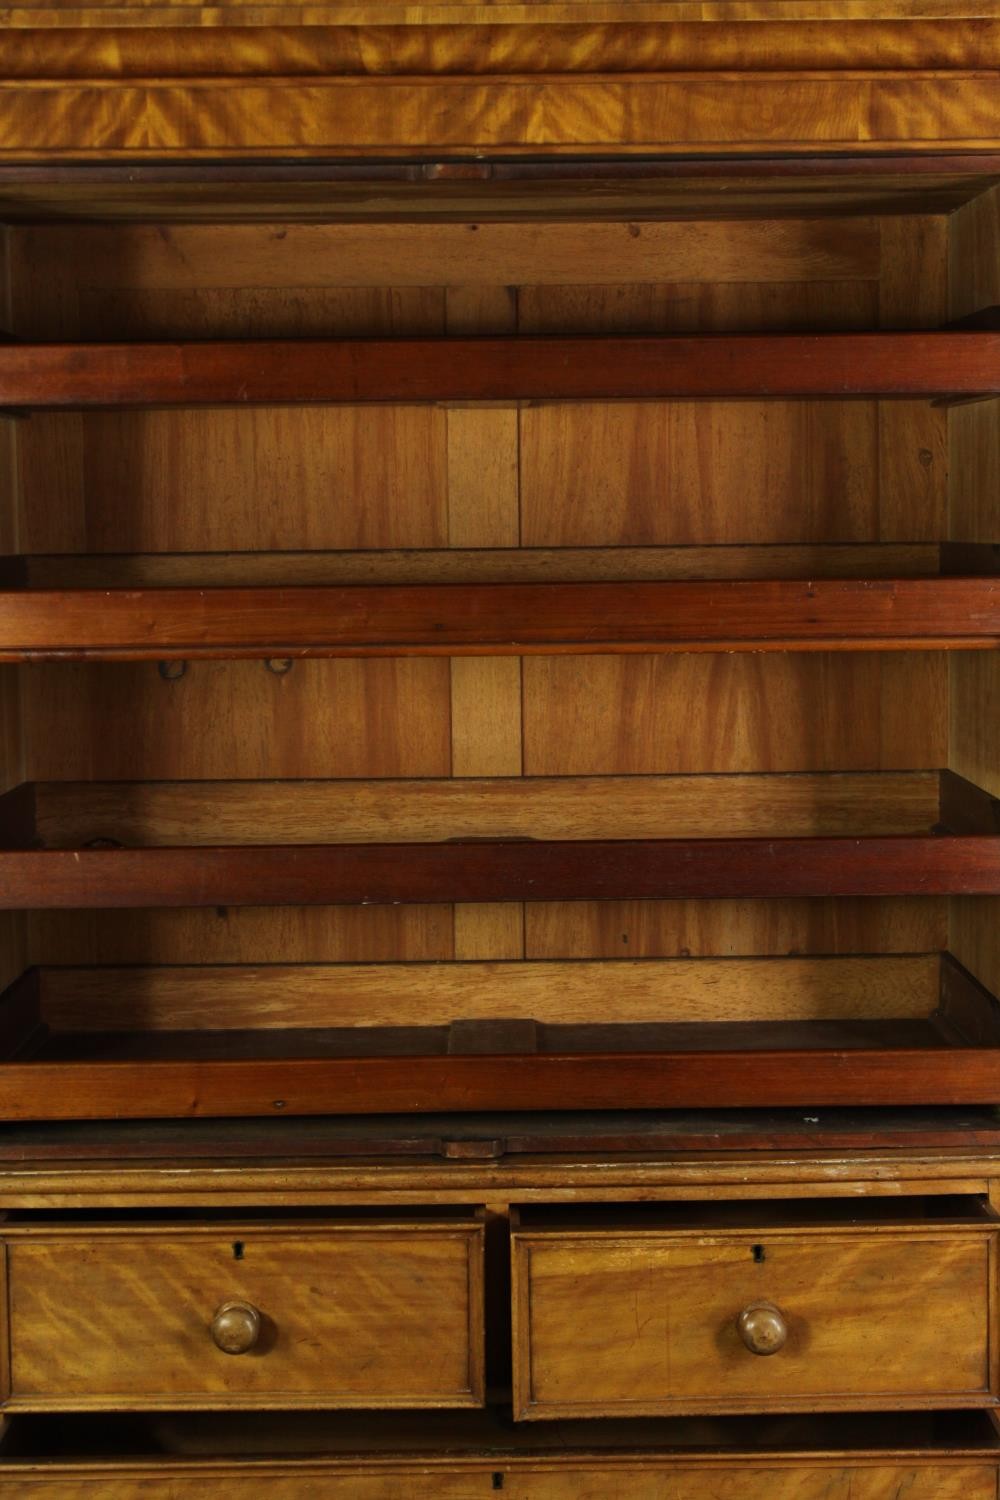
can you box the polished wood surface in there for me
[2,334,1000,408]
[3,1040,1000,1118]
[512,1212,997,1418]
[1,578,998,660]
[5,70,1000,160]
[2,835,999,910]
[4,5,1000,1485]
[4,1217,485,1410]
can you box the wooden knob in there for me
[737,1301,788,1355]
[211,1300,261,1355]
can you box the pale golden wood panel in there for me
[525,898,948,958]
[520,402,878,546]
[26,907,454,968]
[30,773,941,846]
[9,220,880,300]
[6,1221,484,1410]
[513,1222,994,1418]
[38,955,940,1031]
[0,1463,993,1500]
[523,655,947,774]
[17,407,449,552]
[450,661,523,779]
[19,660,452,781]
[4,76,1000,156]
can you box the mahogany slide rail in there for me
[0,578,999,659]
[2,333,1000,406]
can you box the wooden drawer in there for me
[0,1215,484,1411]
[0,1411,997,1498]
[511,1202,999,1419]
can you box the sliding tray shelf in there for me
[2,331,1000,406]
[1,769,998,908]
[1,954,999,1118]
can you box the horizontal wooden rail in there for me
[2,333,1000,408]
[1,578,999,659]
[2,1049,1000,1119]
[1,835,999,908]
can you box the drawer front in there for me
[3,1219,484,1410]
[512,1223,995,1418]
[0,1462,994,1499]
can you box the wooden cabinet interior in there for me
[0,166,998,1121]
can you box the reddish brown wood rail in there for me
[1,1049,999,1119]
[2,578,999,659]
[1,836,998,908]
[2,333,1000,407]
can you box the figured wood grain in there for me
[4,334,1000,407]
[34,955,941,1031]
[10,23,1000,76]
[5,1220,484,1410]
[0,579,995,659]
[4,74,1000,158]
[512,1222,994,1418]
[7,2,1000,21]
[1,836,999,909]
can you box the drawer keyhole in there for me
[752,1244,765,1263]
[232,1241,245,1261]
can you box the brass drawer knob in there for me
[737,1301,788,1355]
[210,1300,261,1355]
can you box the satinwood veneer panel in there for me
[2,1215,485,1411]
[511,1204,998,1418]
